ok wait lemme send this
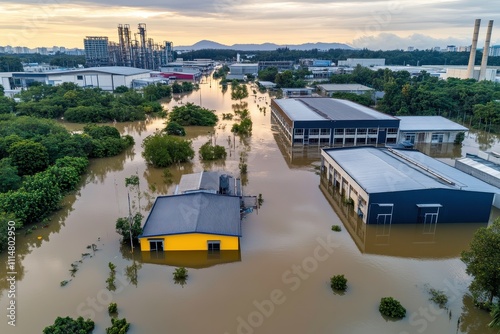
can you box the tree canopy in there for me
[461,218,500,307]
[168,103,218,126]
[142,133,194,167]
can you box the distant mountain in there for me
[174,40,353,51]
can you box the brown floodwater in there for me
[1,76,500,333]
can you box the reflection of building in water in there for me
[140,250,241,269]
[320,146,497,224]
[412,142,462,159]
[320,183,486,259]
[272,125,322,168]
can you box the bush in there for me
[116,213,143,244]
[168,103,218,126]
[429,288,448,308]
[108,302,118,314]
[331,225,342,232]
[379,297,406,319]
[330,274,348,291]
[173,267,188,280]
[199,142,227,160]
[43,316,94,334]
[106,317,130,334]
[165,121,186,136]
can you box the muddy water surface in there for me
[1,77,500,334]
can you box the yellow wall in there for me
[139,233,239,251]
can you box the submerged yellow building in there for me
[139,191,242,252]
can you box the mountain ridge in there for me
[174,40,354,51]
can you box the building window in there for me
[335,128,344,135]
[387,128,398,134]
[208,240,221,252]
[345,138,355,144]
[294,138,303,143]
[320,128,330,135]
[386,138,397,144]
[309,129,319,136]
[334,138,343,145]
[294,128,304,135]
[368,128,378,135]
[149,240,163,252]
[77,75,83,80]
[356,138,367,144]
[345,128,356,135]
[357,128,367,135]
[431,133,444,143]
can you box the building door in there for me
[416,204,441,224]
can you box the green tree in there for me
[199,142,227,160]
[258,67,278,82]
[142,133,194,167]
[0,158,21,192]
[43,316,94,334]
[231,83,249,101]
[168,103,218,126]
[489,303,500,331]
[461,218,500,307]
[8,140,49,175]
[114,85,129,93]
[116,212,143,244]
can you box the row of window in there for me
[294,128,398,136]
[149,240,221,252]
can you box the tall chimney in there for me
[479,20,494,81]
[467,19,481,79]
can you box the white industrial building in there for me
[397,116,468,144]
[11,66,152,91]
[227,63,259,80]
[317,84,374,96]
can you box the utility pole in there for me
[127,192,134,252]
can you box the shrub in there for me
[429,288,448,308]
[165,121,186,136]
[199,142,227,160]
[43,316,94,334]
[331,225,342,232]
[330,274,348,291]
[108,302,118,314]
[106,317,130,334]
[379,297,406,319]
[173,267,188,280]
[142,133,194,167]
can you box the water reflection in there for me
[413,142,462,159]
[86,148,130,184]
[460,294,496,333]
[272,128,322,169]
[140,250,241,269]
[320,182,485,259]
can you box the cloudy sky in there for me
[1,0,500,50]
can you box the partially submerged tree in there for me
[142,133,194,167]
[461,218,500,308]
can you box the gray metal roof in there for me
[274,99,325,121]
[274,97,396,122]
[298,98,396,121]
[140,192,241,238]
[317,84,374,92]
[397,116,468,132]
[456,155,500,179]
[323,147,499,194]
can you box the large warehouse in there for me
[271,97,400,146]
[321,146,497,224]
[11,66,152,91]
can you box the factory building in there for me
[321,147,496,224]
[271,97,399,146]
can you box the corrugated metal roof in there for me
[323,147,499,194]
[274,99,325,121]
[456,156,500,179]
[298,98,396,121]
[398,116,468,131]
[140,192,241,238]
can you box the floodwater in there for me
[1,77,500,334]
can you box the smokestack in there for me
[479,20,494,81]
[467,19,481,79]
